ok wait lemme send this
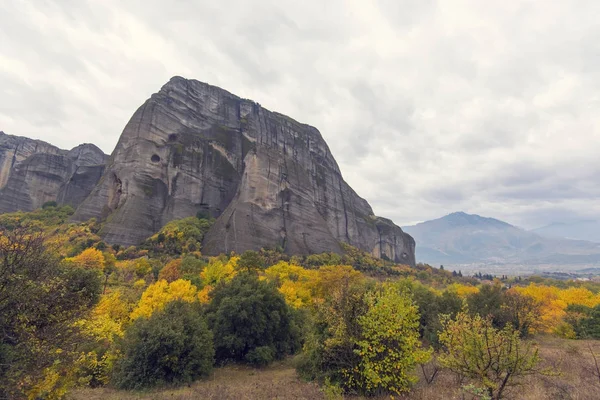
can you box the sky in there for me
[1,0,599,229]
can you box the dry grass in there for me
[405,336,600,400]
[68,360,324,400]
[70,337,600,400]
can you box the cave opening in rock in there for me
[151,154,161,163]
[168,134,178,142]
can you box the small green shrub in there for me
[245,346,275,366]
[112,301,214,389]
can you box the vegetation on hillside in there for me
[1,205,600,398]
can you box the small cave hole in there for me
[168,134,178,142]
[151,154,161,163]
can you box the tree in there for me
[467,282,504,327]
[264,261,316,308]
[158,258,182,282]
[313,265,364,300]
[438,311,539,400]
[353,285,431,395]
[0,227,101,398]
[112,301,214,389]
[205,272,301,365]
[296,277,369,384]
[567,304,600,339]
[513,284,566,333]
[237,250,265,272]
[130,279,198,320]
[64,247,106,270]
[500,289,541,337]
[200,256,237,286]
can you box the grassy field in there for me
[70,337,600,400]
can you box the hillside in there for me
[403,212,600,265]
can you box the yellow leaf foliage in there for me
[264,261,316,308]
[514,284,567,333]
[64,248,105,270]
[446,283,479,298]
[197,285,213,304]
[558,286,600,308]
[200,256,238,286]
[313,265,364,299]
[130,279,198,320]
[77,291,130,342]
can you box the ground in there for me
[70,337,600,400]
[69,360,324,400]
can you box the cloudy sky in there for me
[1,0,599,229]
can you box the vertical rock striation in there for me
[72,77,415,265]
[0,132,107,213]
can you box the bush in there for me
[244,346,275,366]
[112,301,214,389]
[438,311,539,400]
[298,282,429,395]
[353,285,431,395]
[206,272,302,365]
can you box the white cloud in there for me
[1,0,599,229]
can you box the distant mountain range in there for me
[402,212,600,265]
[531,221,600,243]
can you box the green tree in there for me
[205,272,301,365]
[112,300,214,389]
[0,227,101,398]
[237,250,265,272]
[566,304,600,339]
[438,311,539,400]
[467,283,504,327]
[500,289,541,337]
[353,285,431,395]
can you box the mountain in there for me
[0,131,107,213]
[531,221,600,243]
[61,76,414,264]
[403,212,600,265]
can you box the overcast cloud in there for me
[1,0,599,229]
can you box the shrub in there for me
[297,282,429,396]
[112,301,214,389]
[438,311,539,400]
[353,285,431,395]
[206,272,302,365]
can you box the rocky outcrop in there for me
[72,77,415,265]
[0,132,107,213]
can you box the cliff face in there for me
[0,132,107,213]
[72,77,415,265]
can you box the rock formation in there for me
[0,131,107,213]
[72,77,415,265]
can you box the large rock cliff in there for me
[72,77,415,265]
[0,131,107,213]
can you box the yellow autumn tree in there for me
[130,279,198,320]
[514,284,567,333]
[196,256,239,304]
[558,287,600,308]
[77,291,130,342]
[64,248,105,270]
[200,256,238,286]
[264,261,317,308]
[313,265,364,300]
[446,283,480,298]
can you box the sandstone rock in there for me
[72,77,415,265]
[0,131,107,213]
